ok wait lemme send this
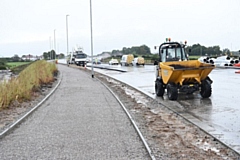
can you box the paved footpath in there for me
[0,64,149,160]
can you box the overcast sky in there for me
[0,0,240,57]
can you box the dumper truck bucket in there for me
[160,60,215,85]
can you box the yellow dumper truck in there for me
[155,41,215,100]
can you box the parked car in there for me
[92,59,101,64]
[109,58,119,65]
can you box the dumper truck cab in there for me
[155,41,215,100]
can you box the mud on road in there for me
[95,72,240,159]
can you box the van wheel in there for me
[155,80,165,96]
[200,79,212,98]
[167,83,178,100]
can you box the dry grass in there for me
[0,60,57,109]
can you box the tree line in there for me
[111,45,151,55]
[42,50,65,60]
[1,42,237,62]
[100,43,239,62]
[109,43,235,57]
[186,44,221,56]
[185,44,238,57]
[43,43,237,60]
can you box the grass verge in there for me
[0,60,57,109]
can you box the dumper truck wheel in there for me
[200,79,212,98]
[167,83,178,100]
[155,80,164,96]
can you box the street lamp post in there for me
[54,29,56,59]
[49,36,52,59]
[90,0,94,78]
[66,15,69,58]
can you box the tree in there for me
[111,44,151,55]
[58,53,65,59]
[50,50,56,59]
[131,46,139,55]
[222,48,230,56]
[0,58,7,69]
[187,44,221,56]
[122,47,131,54]
[43,52,49,60]
[112,49,121,54]
[12,54,20,62]
[43,50,57,60]
[139,45,151,55]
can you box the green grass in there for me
[7,62,33,74]
[188,56,201,60]
[7,62,31,68]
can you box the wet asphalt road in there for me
[93,64,240,153]
[0,64,149,159]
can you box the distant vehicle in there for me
[92,59,101,64]
[68,54,75,64]
[68,46,89,66]
[109,58,119,65]
[75,52,88,66]
[133,57,145,66]
[120,54,134,66]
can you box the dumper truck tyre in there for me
[167,83,178,100]
[200,79,212,98]
[155,79,165,96]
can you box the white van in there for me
[120,54,134,66]
[133,57,145,66]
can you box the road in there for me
[92,64,240,153]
